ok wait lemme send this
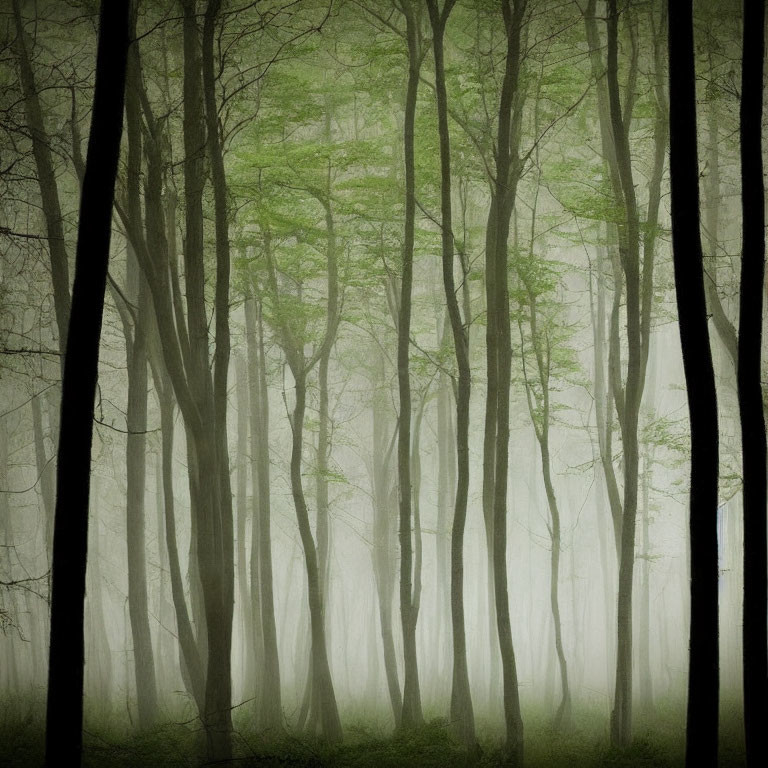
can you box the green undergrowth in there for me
[0,696,747,767]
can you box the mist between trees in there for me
[0,1,765,767]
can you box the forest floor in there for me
[0,696,746,767]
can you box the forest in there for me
[0,0,765,766]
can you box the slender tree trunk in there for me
[246,296,283,733]
[397,0,424,730]
[124,273,159,728]
[175,2,235,757]
[668,4,721,764]
[703,86,737,367]
[31,395,55,574]
[605,0,644,746]
[371,359,403,727]
[435,320,454,689]
[288,368,343,744]
[483,200,501,715]
[488,2,526,761]
[235,356,257,698]
[736,1,768,764]
[85,500,113,707]
[638,446,653,715]
[44,4,129,763]
[158,382,206,711]
[426,0,476,748]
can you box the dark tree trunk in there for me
[435,319,454,690]
[737,1,768,764]
[396,0,424,730]
[288,370,343,743]
[262,214,341,742]
[124,272,159,728]
[123,28,159,724]
[703,87,738,368]
[487,2,526,761]
[44,3,129,765]
[426,0,476,749]
[179,1,234,757]
[605,0,645,747]
[157,384,205,711]
[667,3,721,765]
[235,355,257,697]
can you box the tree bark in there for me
[122,30,159,723]
[124,269,159,728]
[667,3,721,764]
[371,356,403,727]
[605,0,645,747]
[245,295,283,733]
[44,3,129,764]
[736,1,768,764]
[396,0,424,730]
[235,355,257,698]
[487,1,526,761]
[426,0,476,749]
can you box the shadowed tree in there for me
[395,0,425,731]
[667,2,720,765]
[737,1,768,765]
[44,1,129,765]
[485,1,527,761]
[426,0,476,751]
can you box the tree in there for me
[737,1,768,764]
[485,1,527,761]
[395,0,425,731]
[44,1,129,764]
[426,0,476,750]
[667,3,721,766]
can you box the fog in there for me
[0,0,762,766]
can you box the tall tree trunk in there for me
[737,1,768,764]
[288,368,343,743]
[638,444,653,715]
[426,0,476,748]
[124,272,159,728]
[246,296,283,733]
[306,189,339,732]
[371,357,403,727]
[396,0,424,730]
[605,0,644,747]
[487,1,526,761]
[44,3,128,764]
[31,395,55,576]
[235,356,257,698]
[178,1,235,757]
[123,34,159,721]
[703,84,737,368]
[152,365,206,712]
[667,3,721,765]
[435,318,454,690]
[589,248,617,701]
[84,500,112,707]
[482,201,502,714]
